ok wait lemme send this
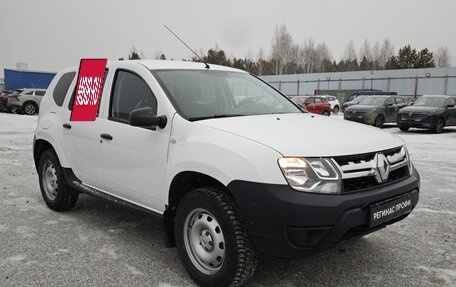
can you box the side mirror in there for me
[129,107,167,129]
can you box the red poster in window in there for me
[70,59,107,121]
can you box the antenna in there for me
[163,25,210,69]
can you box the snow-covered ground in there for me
[0,112,455,286]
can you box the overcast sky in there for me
[1,0,456,78]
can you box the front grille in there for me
[342,166,409,193]
[332,146,410,193]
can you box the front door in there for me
[99,69,170,212]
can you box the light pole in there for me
[327,77,330,92]
[370,71,373,91]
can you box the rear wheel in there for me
[433,117,445,133]
[333,106,339,114]
[374,115,385,128]
[175,187,257,287]
[322,110,330,116]
[38,150,79,211]
[399,125,410,132]
[23,102,38,115]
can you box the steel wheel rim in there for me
[183,208,225,275]
[42,161,58,200]
[25,104,36,115]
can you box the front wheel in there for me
[23,102,38,115]
[399,125,410,132]
[175,187,257,287]
[374,115,385,128]
[333,106,340,114]
[38,150,79,211]
[433,118,445,133]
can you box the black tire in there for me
[333,106,340,114]
[374,115,385,128]
[23,102,38,115]
[175,187,257,287]
[38,150,79,211]
[433,117,445,134]
[322,110,331,116]
[399,125,410,132]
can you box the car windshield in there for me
[413,96,448,107]
[152,70,301,120]
[354,96,368,103]
[358,97,388,106]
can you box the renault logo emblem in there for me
[374,154,390,183]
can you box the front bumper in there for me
[227,167,420,258]
[344,112,374,125]
[397,115,434,129]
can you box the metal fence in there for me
[261,67,456,102]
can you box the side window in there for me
[35,90,46,96]
[315,98,322,103]
[396,98,405,104]
[448,97,456,106]
[307,98,315,104]
[25,91,33,95]
[385,98,394,105]
[110,70,157,123]
[53,72,76,107]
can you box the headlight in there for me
[278,157,341,194]
[403,145,413,176]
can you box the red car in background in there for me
[291,95,331,116]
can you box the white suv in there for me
[34,60,420,287]
[8,88,46,115]
[321,94,341,114]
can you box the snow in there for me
[0,112,455,286]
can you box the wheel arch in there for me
[33,139,55,171]
[163,171,232,248]
[22,100,39,111]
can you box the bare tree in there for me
[299,38,317,73]
[316,42,332,72]
[378,38,394,69]
[434,47,452,67]
[359,39,372,62]
[256,48,266,76]
[271,24,293,75]
[372,41,381,70]
[343,40,357,71]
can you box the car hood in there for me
[399,106,443,113]
[197,113,403,157]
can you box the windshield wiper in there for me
[189,114,244,121]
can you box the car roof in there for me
[57,60,248,75]
[420,95,453,98]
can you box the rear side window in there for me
[110,70,157,123]
[35,90,45,96]
[53,72,76,107]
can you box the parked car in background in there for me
[341,95,369,111]
[7,88,46,115]
[321,95,340,114]
[1,90,22,113]
[344,95,408,127]
[342,91,397,104]
[290,95,331,116]
[397,95,456,133]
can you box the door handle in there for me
[63,123,71,129]
[100,133,113,140]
